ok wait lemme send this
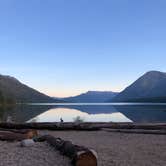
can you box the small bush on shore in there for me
[73,116,84,123]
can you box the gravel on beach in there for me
[41,130,166,166]
[0,130,166,166]
[0,141,71,166]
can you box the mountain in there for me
[61,91,118,103]
[0,74,60,103]
[112,71,166,102]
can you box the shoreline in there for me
[0,122,166,131]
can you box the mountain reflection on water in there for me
[0,104,166,123]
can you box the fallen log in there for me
[93,122,166,130]
[35,135,98,166]
[0,122,100,130]
[102,128,166,135]
[0,129,38,141]
[0,122,166,131]
[0,128,37,134]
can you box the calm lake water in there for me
[0,103,166,123]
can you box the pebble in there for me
[20,139,35,147]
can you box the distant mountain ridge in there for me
[0,74,60,103]
[1,70,166,104]
[112,71,166,102]
[61,91,118,103]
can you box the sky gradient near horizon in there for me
[0,0,166,97]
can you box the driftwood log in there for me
[35,135,98,166]
[0,122,166,131]
[102,128,166,135]
[0,129,38,141]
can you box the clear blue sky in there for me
[0,0,166,97]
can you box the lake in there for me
[0,103,166,123]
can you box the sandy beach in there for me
[0,131,166,166]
